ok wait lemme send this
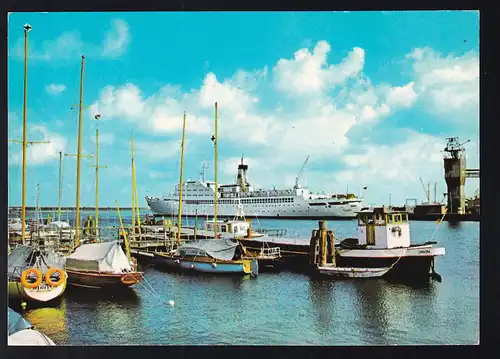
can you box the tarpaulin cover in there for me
[176,238,242,261]
[65,241,131,273]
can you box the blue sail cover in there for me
[176,238,241,261]
[8,308,33,336]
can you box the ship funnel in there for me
[236,157,250,192]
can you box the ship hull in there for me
[146,198,363,219]
[153,253,258,276]
[8,279,67,303]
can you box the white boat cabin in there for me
[204,219,251,237]
[357,207,411,249]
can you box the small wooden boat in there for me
[317,264,390,278]
[154,238,259,276]
[8,246,67,303]
[65,241,142,290]
[8,307,55,346]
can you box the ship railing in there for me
[259,246,281,258]
[255,228,287,237]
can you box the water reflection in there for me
[350,279,439,344]
[307,278,336,335]
[63,287,142,345]
[23,299,69,345]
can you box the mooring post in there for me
[327,230,336,266]
[310,229,318,264]
[319,221,328,266]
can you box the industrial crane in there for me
[294,156,310,190]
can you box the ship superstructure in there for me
[146,159,366,219]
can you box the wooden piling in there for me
[319,221,328,266]
[327,230,336,266]
[310,229,318,264]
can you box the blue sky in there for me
[8,11,479,207]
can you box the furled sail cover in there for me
[8,308,33,336]
[176,238,240,261]
[65,241,132,273]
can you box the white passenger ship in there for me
[145,159,366,219]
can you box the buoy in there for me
[21,301,27,310]
[190,264,195,269]
[168,300,175,306]
[211,262,217,268]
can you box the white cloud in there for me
[45,83,67,95]
[273,40,365,95]
[9,125,67,166]
[407,47,479,118]
[10,19,130,62]
[101,19,130,57]
[91,83,212,136]
[385,82,418,108]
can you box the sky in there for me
[7,11,479,208]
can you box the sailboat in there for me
[8,24,67,303]
[154,106,259,276]
[63,55,142,289]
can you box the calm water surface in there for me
[16,212,479,345]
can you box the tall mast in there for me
[90,121,106,229]
[130,136,141,239]
[20,24,31,244]
[58,152,63,222]
[214,102,218,240]
[177,112,187,245]
[131,136,136,232]
[74,55,85,247]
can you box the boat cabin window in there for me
[358,214,375,226]
[220,225,227,233]
[386,214,406,224]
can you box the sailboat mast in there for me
[130,136,135,233]
[58,152,63,222]
[95,128,99,228]
[21,24,31,245]
[214,102,218,240]
[177,112,187,245]
[130,137,141,239]
[74,55,85,247]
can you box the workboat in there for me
[64,241,142,290]
[8,245,67,303]
[146,158,367,219]
[315,206,446,281]
[154,238,259,276]
[8,308,55,346]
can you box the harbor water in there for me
[13,211,479,345]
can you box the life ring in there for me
[45,268,65,287]
[21,268,43,289]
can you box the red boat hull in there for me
[66,269,143,290]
